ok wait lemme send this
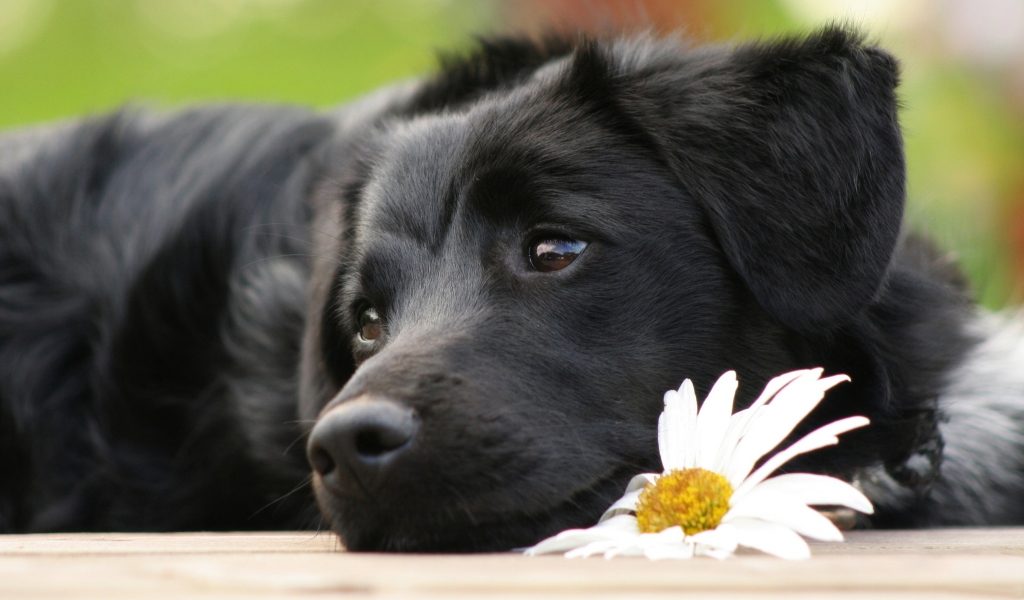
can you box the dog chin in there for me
[315,470,628,552]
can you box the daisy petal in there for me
[729,369,822,438]
[658,390,679,470]
[597,514,642,531]
[598,544,645,558]
[696,371,737,470]
[679,380,699,468]
[566,540,625,558]
[734,416,870,499]
[750,473,874,514]
[524,515,639,556]
[643,543,696,560]
[659,385,697,470]
[712,370,811,473]
[625,473,659,494]
[598,489,643,522]
[724,489,843,542]
[604,527,686,559]
[650,526,685,545]
[728,517,812,560]
[724,371,849,486]
[690,523,739,555]
[716,368,827,481]
[700,547,736,560]
[526,533,605,556]
[751,369,815,408]
[599,474,657,523]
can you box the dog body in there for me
[0,107,327,530]
[2,28,1023,549]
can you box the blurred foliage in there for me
[2,0,1023,309]
[0,0,493,128]
[901,66,1024,308]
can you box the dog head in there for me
[299,27,905,551]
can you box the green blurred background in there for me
[2,0,1023,308]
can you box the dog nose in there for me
[307,397,419,494]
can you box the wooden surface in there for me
[2,529,1023,598]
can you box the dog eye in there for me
[529,238,588,273]
[358,306,382,341]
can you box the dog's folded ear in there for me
[621,26,905,331]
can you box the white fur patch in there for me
[861,311,1024,524]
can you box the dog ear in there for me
[624,27,905,331]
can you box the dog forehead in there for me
[357,87,602,243]
[357,114,469,245]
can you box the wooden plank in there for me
[3,551,1024,598]
[0,531,340,555]
[813,528,1024,554]
[1,529,1023,599]
[3,528,1022,555]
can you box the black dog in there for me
[2,27,1023,551]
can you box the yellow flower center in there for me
[635,468,733,535]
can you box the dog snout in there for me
[307,396,419,495]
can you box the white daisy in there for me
[524,368,874,560]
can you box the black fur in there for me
[0,108,330,530]
[0,27,1007,549]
